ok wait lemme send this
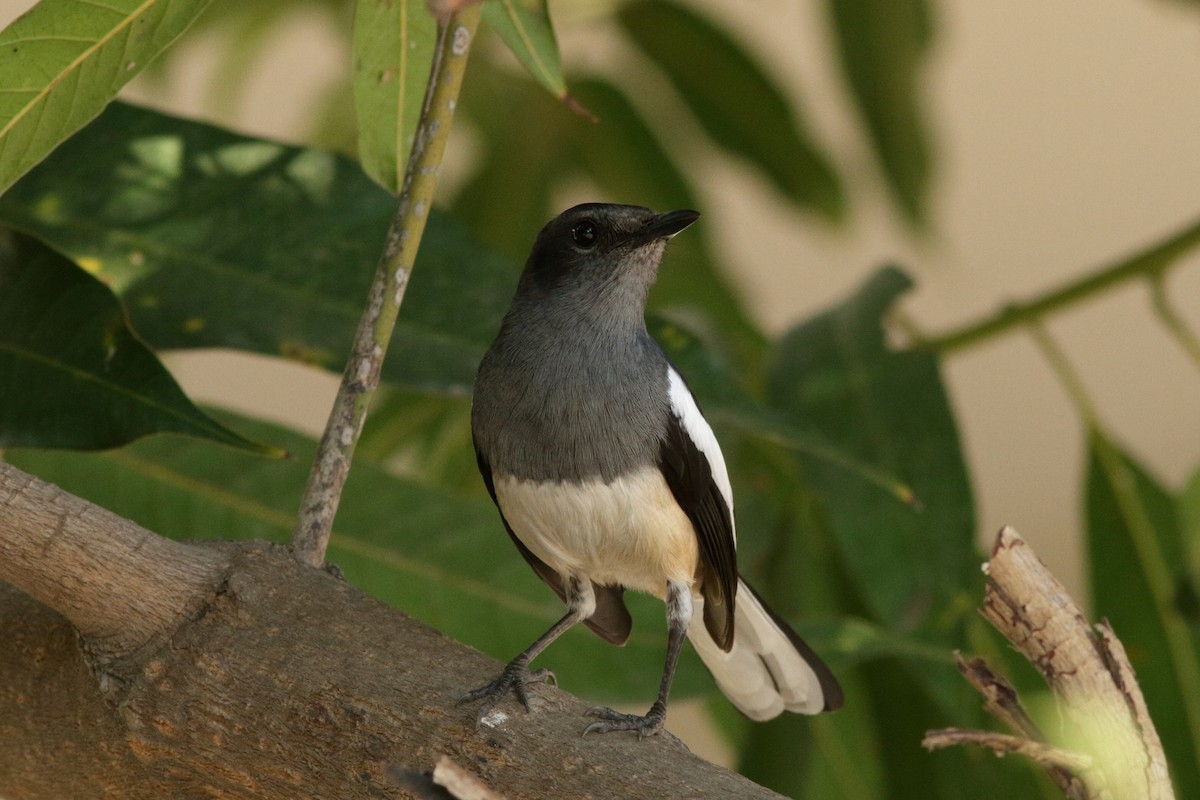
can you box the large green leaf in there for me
[0,230,267,452]
[482,0,566,100]
[0,102,517,394]
[352,0,438,193]
[766,267,976,633]
[618,0,844,220]
[828,0,934,226]
[0,0,213,195]
[1085,436,1200,798]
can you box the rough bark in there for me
[0,463,782,799]
[922,526,1174,800]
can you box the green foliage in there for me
[352,0,437,192]
[1086,437,1200,797]
[0,230,269,453]
[0,0,214,195]
[0,102,515,395]
[828,0,934,226]
[1,2,1198,798]
[617,0,844,220]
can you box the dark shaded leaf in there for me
[0,0,214,194]
[766,267,976,633]
[0,102,517,394]
[0,230,269,452]
[618,0,844,220]
[828,0,934,225]
[1086,436,1200,798]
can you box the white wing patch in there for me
[667,366,735,543]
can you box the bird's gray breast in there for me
[472,330,670,483]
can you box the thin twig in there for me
[1149,275,1200,371]
[922,728,1093,773]
[914,213,1200,354]
[292,4,484,567]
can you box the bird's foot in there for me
[459,659,556,725]
[582,702,683,745]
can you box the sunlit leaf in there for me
[0,102,516,394]
[0,230,270,453]
[352,0,438,192]
[482,0,567,99]
[0,0,214,195]
[618,0,844,220]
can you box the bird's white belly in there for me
[493,468,699,598]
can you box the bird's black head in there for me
[521,203,700,300]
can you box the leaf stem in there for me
[1150,274,1200,372]
[919,213,1200,354]
[292,4,483,568]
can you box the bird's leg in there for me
[460,577,594,724]
[584,581,692,740]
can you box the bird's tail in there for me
[687,578,843,720]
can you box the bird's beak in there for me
[631,209,700,245]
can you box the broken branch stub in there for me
[923,526,1174,800]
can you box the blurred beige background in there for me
[5,0,1199,590]
[4,0,1200,764]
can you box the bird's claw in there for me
[459,660,556,725]
[582,704,683,746]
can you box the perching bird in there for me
[464,203,842,738]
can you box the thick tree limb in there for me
[0,463,783,799]
[0,462,227,691]
[923,526,1174,800]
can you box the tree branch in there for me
[292,3,483,568]
[0,462,227,687]
[923,526,1175,800]
[914,213,1200,354]
[1,462,783,799]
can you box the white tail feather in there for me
[688,580,828,719]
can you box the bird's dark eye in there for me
[571,220,597,248]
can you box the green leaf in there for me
[0,0,214,195]
[352,0,438,193]
[828,0,934,226]
[0,230,269,453]
[1180,465,1200,622]
[482,0,567,99]
[4,408,713,704]
[0,102,517,394]
[617,0,844,220]
[1085,436,1200,798]
[765,267,976,633]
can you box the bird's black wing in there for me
[475,448,633,645]
[658,390,738,651]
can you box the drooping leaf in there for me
[828,0,934,226]
[352,0,438,192]
[618,0,844,220]
[1085,436,1200,798]
[0,230,270,453]
[0,0,214,195]
[0,102,517,394]
[765,267,976,634]
[482,0,567,100]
